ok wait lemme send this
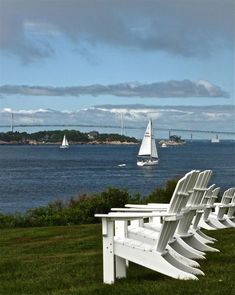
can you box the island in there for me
[0,130,139,145]
[159,135,186,146]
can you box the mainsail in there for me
[61,135,69,147]
[138,120,158,158]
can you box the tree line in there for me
[0,130,138,144]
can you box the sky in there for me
[0,0,234,135]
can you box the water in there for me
[0,141,234,213]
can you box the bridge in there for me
[0,123,234,139]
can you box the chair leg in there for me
[199,220,218,231]
[102,219,115,284]
[115,256,127,279]
[221,218,235,228]
[183,235,220,253]
[195,228,217,241]
[169,238,206,260]
[167,245,200,268]
[193,230,214,244]
[208,218,228,229]
[164,252,204,276]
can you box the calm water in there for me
[0,141,234,213]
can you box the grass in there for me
[0,224,234,295]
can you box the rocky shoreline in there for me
[159,140,186,146]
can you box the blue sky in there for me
[0,0,234,132]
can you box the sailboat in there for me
[211,134,220,143]
[60,135,69,149]
[137,119,158,166]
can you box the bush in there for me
[0,180,177,228]
[144,179,178,204]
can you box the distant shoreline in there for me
[0,140,138,145]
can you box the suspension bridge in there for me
[0,123,234,140]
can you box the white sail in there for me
[138,120,158,158]
[61,135,69,147]
[150,123,158,158]
[138,121,152,156]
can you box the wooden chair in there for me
[207,188,235,229]
[190,185,220,244]
[95,172,201,284]
[123,170,217,260]
[198,186,221,232]
[225,190,235,226]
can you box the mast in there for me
[150,119,152,158]
[150,120,158,159]
[120,113,125,136]
[11,112,14,132]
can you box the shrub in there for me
[144,179,178,204]
[0,180,177,228]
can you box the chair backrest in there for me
[203,187,220,221]
[155,170,199,253]
[187,170,212,206]
[192,184,216,229]
[167,170,200,214]
[217,188,235,219]
[227,189,235,218]
[176,170,212,235]
[201,184,215,205]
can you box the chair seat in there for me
[128,225,160,240]
[115,236,155,252]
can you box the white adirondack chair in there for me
[167,170,220,254]
[198,186,221,231]
[207,188,235,229]
[190,185,220,244]
[124,170,217,259]
[95,172,200,284]
[225,191,235,226]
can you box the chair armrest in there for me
[125,204,168,210]
[148,203,169,207]
[111,207,167,212]
[205,204,216,208]
[214,203,232,208]
[187,204,205,210]
[95,211,183,221]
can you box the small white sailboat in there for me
[211,134,220,143]
[60,135,69,149]
[137,120,158,166]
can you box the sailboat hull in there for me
[137,159,159,166]
[60,145,69,149]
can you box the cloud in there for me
[0,80,229,98]
[0,105,234,134]
[0,0,234,62]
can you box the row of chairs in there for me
[95,170,235,284]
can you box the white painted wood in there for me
[115,220,128,278]
[207,187,235,229]
[102,218,115,284]
[95,169,228,284]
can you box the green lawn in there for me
[0,224,234,295]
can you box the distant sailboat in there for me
[137,120,158,166]
[60,135,69,149]
[211,134,220,143]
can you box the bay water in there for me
[0,141,234,213]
